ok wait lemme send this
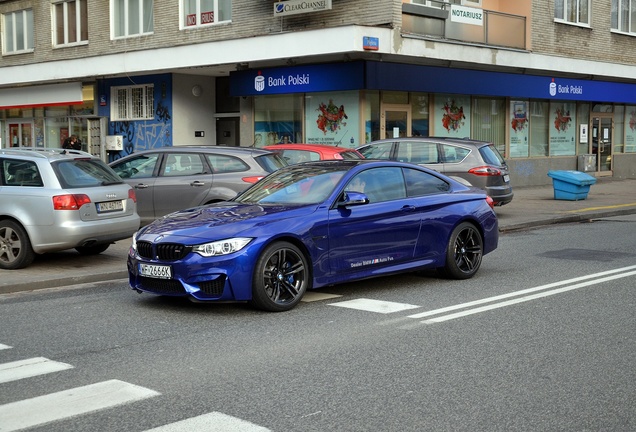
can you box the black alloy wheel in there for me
[440,221,483,279]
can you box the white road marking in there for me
[0,344,11,350]
[423,269,636,324]
[0,357,74,384]
[409,264,636,320]
[302,291,342,302]
[330,298,420,314]
[143,412,271,432]
[0,379,160,432]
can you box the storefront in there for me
[0,83,97,151]
[231,61,636,184]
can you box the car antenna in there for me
[335,130,348,147]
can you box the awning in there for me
[0,82,83,110]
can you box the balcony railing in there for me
[402,0,527,50]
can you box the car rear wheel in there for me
[0,220,35,270]
[75,243,110,255]
[439,222,483,279]
[251,241,309,312]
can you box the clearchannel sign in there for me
[274,0,332,17]
[230,63,364,97]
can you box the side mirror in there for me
[338,191,369,207]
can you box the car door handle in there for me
[190,181,206,187]
[402,205,416,212]
[134,183,150,189]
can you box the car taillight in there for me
[486,195,495,209]
[128,189,137,203]
[242,176,263,184]
[468,166,502,176]
[52,194,91,210]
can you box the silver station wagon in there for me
[0,148,140,269]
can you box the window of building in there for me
[254,94,302,146]
[113,0,154,38]
[2,9,34,54]
[53,0,88,46]
[182,0,232,28]
[529,101,549,157]
[611,0,636,33]
[111,85,155,120]
[554,0,590,25]
[471,97,506,156]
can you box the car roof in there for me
[361,137,492,148]
[0,147,98,161]
[115,146,275,157]
[264,144,359,153]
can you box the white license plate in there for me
[503,175,510,183]
[139,263,172,279]
[97,200,124,213]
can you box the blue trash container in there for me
[547,170,597,201]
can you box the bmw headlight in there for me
[193,237,252,257]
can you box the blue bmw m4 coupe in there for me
[127,160,499,312]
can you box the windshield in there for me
[255,153,289,173]
[235,166,347,205]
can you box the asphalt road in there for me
[1,214,635,431]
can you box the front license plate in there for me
[503,175,510,183]
[139,263,172,279]
[97,200,124,213]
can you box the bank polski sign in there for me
[450,5,483,26]
[274,0,332,17]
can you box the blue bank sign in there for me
[230,62,364,96]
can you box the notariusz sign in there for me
[274,0,332,17]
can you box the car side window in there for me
[206,155,249,173]
[2,159,43,187]
[440,144,470,163]
[346,167,406,203]
[280,150,319,164]
[112,154,159,179]
[403,168,450,196]
[396,141,440,164]
[162,153,205,177]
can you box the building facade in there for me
[1,0,636,186]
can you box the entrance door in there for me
[8,122,33,147]
[591,116,612,174]
[381,105,411,139]
[216,117,240,146]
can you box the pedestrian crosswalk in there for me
[0,344,271,432]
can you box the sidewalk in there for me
[2,176,636,295]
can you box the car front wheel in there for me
[251,241,309,312]
[439,222,483,279]
[0,220,35,270]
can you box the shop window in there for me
[626,106,636,153]
[363,91,381,143]
[549,101,576,156]
[305,91,359,147]
[614,105,625,153]
[255,94,302,147]
[611,0,636,34]
[113,0,154,38]
[471,98,506,156]
[554,0,590,26]
[577,103,590,155]
[111,85,155,121]
[529,101,549,157]
[182,0,231,29]
[2,9,34,54]
[411,92,429,137]
[53,0,88,46]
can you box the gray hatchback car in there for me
[357,137,513,206]
[109,146,288,225]
[0,148,140,269]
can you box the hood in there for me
[138,202,317,242]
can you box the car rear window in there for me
[479,144,506,166]
[255,153,288,173]
[340,150,363,160]
[55,159,123,188]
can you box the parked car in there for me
[127,160,498,312]
[109,146,287,225]
[264,143,363,164]
[0,148,140,270]
[357,137,513,206]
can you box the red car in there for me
[264,143,363,165]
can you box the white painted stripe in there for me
[330,298,420,314]
[0,344,11,350]
[409,264,636,319]
[143,412,271,432]
[0,379,160,432]
[0,357,74,384]
[424,270,636,324]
